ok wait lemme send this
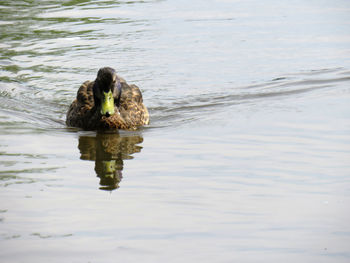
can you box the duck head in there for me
[93,67,122,117]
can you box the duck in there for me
[66,67,149,130]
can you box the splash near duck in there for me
[66,67,149,130]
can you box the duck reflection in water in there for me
[78,132,144,191]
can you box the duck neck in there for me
[115,80,122,108]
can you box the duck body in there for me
[66,67,149,130]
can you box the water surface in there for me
[1,0,350,262]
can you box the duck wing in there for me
[118,78,149,128]
[66,81,96,128]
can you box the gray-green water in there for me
[1,0,350,262]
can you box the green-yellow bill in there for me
[102,160,116,177]
[101,90,115,116]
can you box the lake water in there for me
[1,0,350,262]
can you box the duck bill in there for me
[102,160,116,176]
[101,90,115,116]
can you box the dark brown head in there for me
[93,67,122,117]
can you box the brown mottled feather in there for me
[66,77,149,130]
